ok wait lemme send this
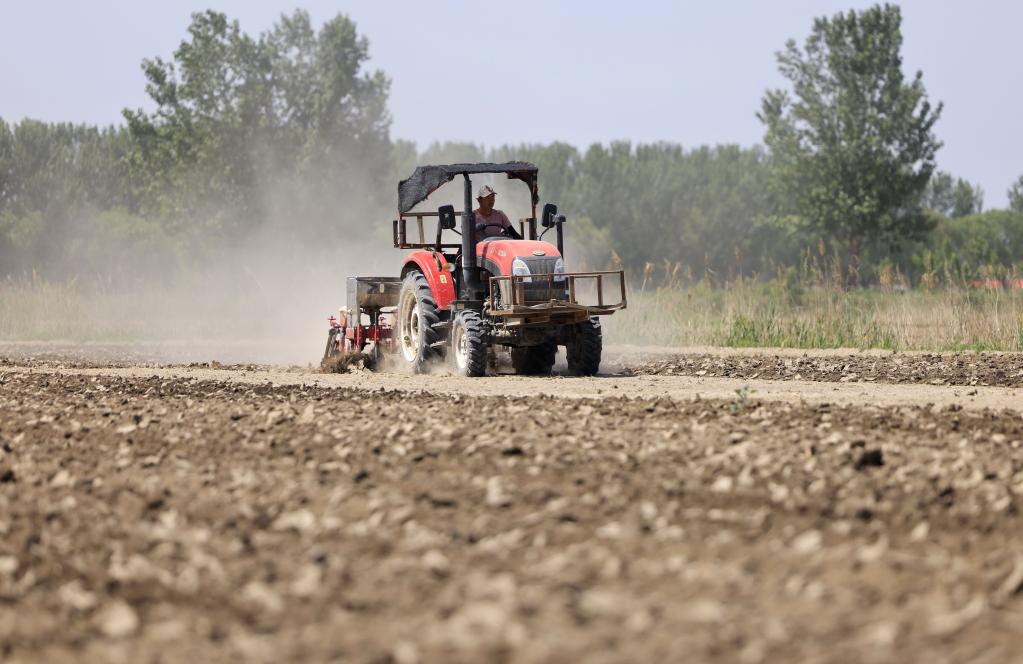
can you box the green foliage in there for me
[0,10,392,279]
[490,141,581,205]
[603,284,1023,352]
[722,310,900,350]
[569,142,776,274]
[1009,175,1023,213]
[416,141,485,166]
[729,386,752,415]
[759,4,943,269]
[124,9,391,246]
[924,171,983,218]
[0,119,136,278]
[1,6,1017,293]
[915,210,1023,279]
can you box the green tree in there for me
[924,171,983,218]
[565,141,775,276]
[124,10,391,247]
[951,179,983,218]
[490,141,581,207]
[0,119,135,277]
[923,171,954,215]
[1009,175,1023,213]
[759,3,942,282]
[923,210,1023,279]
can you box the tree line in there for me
[2,6,1022,287]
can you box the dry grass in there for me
[604,281,1023,351]
[0,276,237,341]
[3,274,1023,352]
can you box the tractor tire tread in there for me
[399,271,444,373]
[453,310,488,377]
[566,317,602,376]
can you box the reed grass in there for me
[603,281,1023,351]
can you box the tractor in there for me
[323,162,626,376]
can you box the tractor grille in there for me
[524,256,560,276]
[522,256,568,302]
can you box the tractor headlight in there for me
[512,257,532,283]
[553,257,566,282]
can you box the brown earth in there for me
[2,352,1023,663]
[620,350,1023,388]
[5,341,1023,389]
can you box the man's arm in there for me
[501,211,522,239]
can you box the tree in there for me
[923,171,955,216]
[123,10,391,247]
[924,171,983,218]
[1009,175,1023,213]
[951,179,983,218]
[759,3,942,282]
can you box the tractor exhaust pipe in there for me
[460,173,479,298]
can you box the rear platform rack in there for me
[487,270,626,325]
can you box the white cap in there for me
[477,185,496,199]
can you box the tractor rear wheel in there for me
[511,337,557,375]
[566,317,602,376]
[397,271,442,373]
[450,310,487,377]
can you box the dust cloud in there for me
[7,158,608,367]
[9,183,401,367]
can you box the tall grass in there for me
[0,275,228,341]
[3,272,1023,352]
[0,273,302,343]
[592,248,1023,351]
[603,281,1023,351]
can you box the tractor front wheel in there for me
[450,310,488,377]
[397,271,442,373]
[566,317,602,376]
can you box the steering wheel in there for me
[476,222,513,239]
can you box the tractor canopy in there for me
[398,162,539,214]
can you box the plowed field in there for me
[2,347,1023,663]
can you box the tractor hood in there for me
[477,239,561,277]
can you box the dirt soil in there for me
[622,350,1023,388]
[2,350,1023,662]
[6,342,1023,389]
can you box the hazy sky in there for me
[2,1,1020,206]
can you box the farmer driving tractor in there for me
[474,184,521,241]
[326,160,628,376]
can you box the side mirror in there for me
[438,204,457,230]
[541,203,558,228]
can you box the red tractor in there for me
[323,162,626,376]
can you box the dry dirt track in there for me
[2,349,1023,663]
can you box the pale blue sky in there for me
[2,1,1020,206]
